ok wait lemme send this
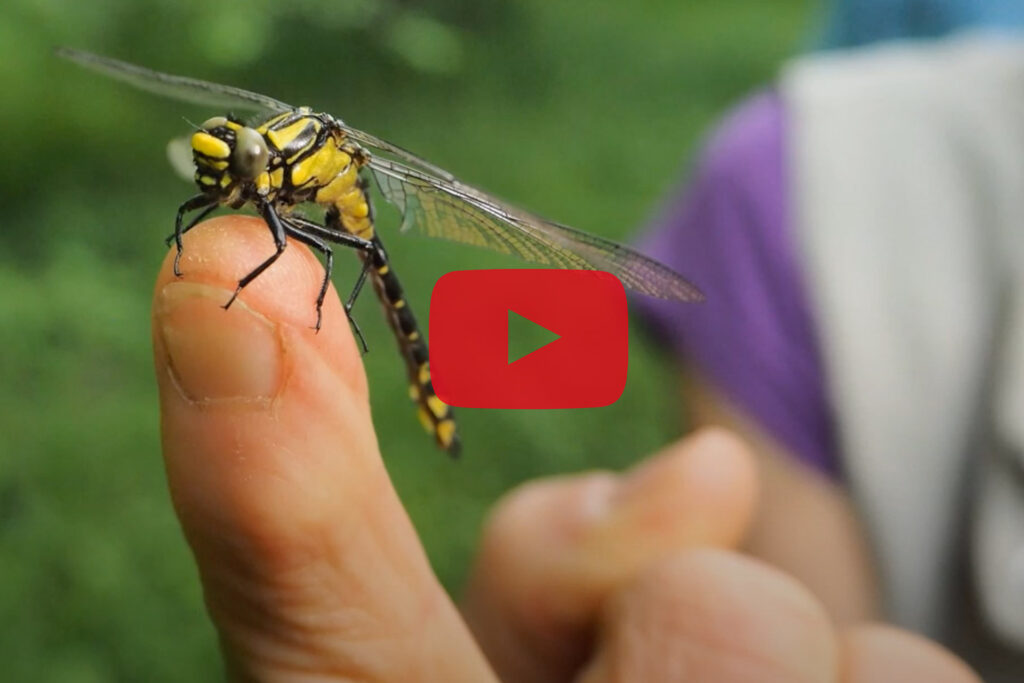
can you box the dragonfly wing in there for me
[369,159,704,302]
[522,218,706,302]
[339,124,457,182]
[57,48,294,114]
[372,160,591,268]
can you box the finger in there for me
[577,549,838,683]
[153,216,495,682]
[461,428,758,682]
[840,624,981,683]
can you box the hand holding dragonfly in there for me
[153,216,978,683]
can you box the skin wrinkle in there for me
[195,454,436,677]
[194,496,418,678]
[209,587,335,672]
[209,574,382,679]
[179,220,317,312]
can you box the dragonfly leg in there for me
[346,259,372,311]
[345,181,379,314]
[170,195,217,277]
[222,200,288,311]
[283,214,376,350]
[280,225,333,333]
[344,177,380,311]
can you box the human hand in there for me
[152,215,980,682]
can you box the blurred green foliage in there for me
[0,0,809,679]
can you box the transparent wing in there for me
[57,48,294,114]
[59,48,456,181]
[339,125,457,182]
[369,159,704,302]
[58,48,702,301]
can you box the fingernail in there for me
[158,282,283,402]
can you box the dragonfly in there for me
[57,48,704,457]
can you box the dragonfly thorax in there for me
[189,108,374,237]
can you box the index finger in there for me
[152,215,495,681]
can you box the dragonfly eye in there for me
[232,127,269,179]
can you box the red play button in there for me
[429,269,628,409]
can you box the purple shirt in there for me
[636,91,839,476]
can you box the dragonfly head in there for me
[190,116,269,196]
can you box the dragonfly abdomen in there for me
[364,237,459,456]
[317,170,375,240]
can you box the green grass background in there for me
[0,0,810,679]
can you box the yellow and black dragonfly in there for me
[58,48,703,457]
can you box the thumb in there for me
[152,215,494,681]
[462,428,758,682]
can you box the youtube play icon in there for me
[429,269,628,409]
